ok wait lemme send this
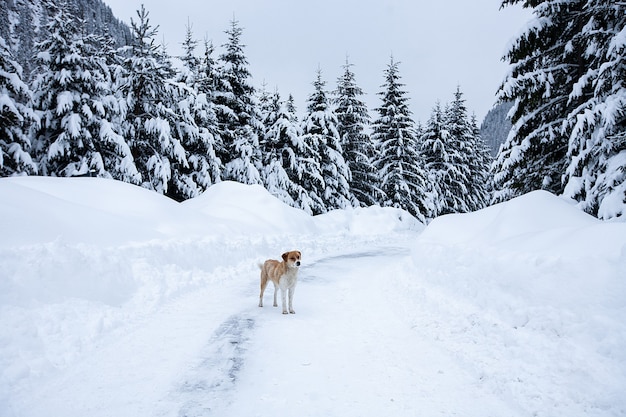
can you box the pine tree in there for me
[334,59,381,206]
[0,35,38,176]
[469,114,493,210]
[302,68,354,212]
[559,1,626,219]
[494,0,626,220]
[169,22,222,199]
[31,1,134,179]
[420,102,448,217]
[372,57,430,222]
[100,36,141,185]
[119,4,187,194]
[260,90,306,207]
[198,38,218,102]
[442,87,477,213]
[214,18,263,185]
[180,20,200,83]
[493,1,574,202]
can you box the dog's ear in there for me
[282,252,289,262]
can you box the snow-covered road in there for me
[11,240,521,417]
[205,244,522,417]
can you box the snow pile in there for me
[0,176,218,247]
[181,181,316,236]
[400,190,626,416]
[419,189,620,257]
[314,204,424,236]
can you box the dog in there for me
[258,250,301,314]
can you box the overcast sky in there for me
[104,0,531,123]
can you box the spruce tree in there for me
[169,23,221,199]
[302,68,354,212]
[469,114,493,210]
[32,1,133,179]
[493,1,574,201]
[335,59,381,206]
[442,87,476,214]
[420,102,449,218]
[559,1,626,219]
[494,0,626,219]
[119,5,187,195]
[372,57,430,222]
[100,35,141,185]
[214,18,263,185]
[260,90,306,207]
[0,35,38,176]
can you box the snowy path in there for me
[12,236,530,417]
[9,231,624,417]
[203,244,522,417]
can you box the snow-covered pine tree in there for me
[559,1,626,219]
[168,22,222,200]
[469,113,493,210]
[214,18,262,185]
[31,1,135,179]
[257,82,272,122]
[442,87,478,213]
[94,35,141,185]
[198,38,218,103]
[0,35,38,176]
[180,21,200,83]
[259,89,306,207]
[302,68,354,212]
[334,59,382,207]
[195,36,224,182]
[372,57,430,222]
[119,5,187,195]
[420,102,448,217]
[492,1,573,202]
[494,0,626,220]
[282,93,323,211]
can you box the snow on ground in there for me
[0,177,624,416]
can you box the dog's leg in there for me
[288,287,296,314]
[273,283,278,307]
[259,270,268,307]
[280,288,289,314]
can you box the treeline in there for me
[0,2,492,222]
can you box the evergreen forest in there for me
[1,0,624,220]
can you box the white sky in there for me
[104,0,531,123]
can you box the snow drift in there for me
[403,190,626,416]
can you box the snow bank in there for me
[314,204,424,236]
[401,190,626,416]
[0,176,220,247]
[181,180,317,236]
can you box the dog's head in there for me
[282,250,301,268]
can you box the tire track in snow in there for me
[172,313,256,417]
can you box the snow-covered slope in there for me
[1,177,624,417]
[404,191,626,415]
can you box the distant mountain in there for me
[480,101,513,157]
[0,0,131,78]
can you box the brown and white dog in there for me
[258,250,301,314]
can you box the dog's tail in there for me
[257,262,264,270]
